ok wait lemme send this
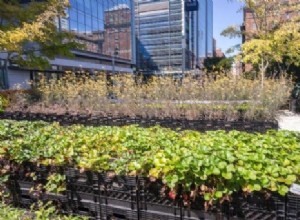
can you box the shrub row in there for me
[0,119,299,203]
[7,74,292,121]
[0,111,278,133]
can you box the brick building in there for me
[103,5,132,61]
[243,0,300,42]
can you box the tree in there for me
[241,20,300,81]
[0,0,81,89]
[203,57,234,73]
[222,0,300,86]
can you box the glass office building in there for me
[135,0,185,72]
[196,0,213,58]
[206,0,213,57]
[135,0,213,73]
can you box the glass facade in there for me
[206,0,213,57]
[193,0,213,59]
[135,0,213,73]
[198,0,207,58]
[197,0,213,58]
[64,0,135,62]
[135,0,186,72]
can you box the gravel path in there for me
[277,110,300,132]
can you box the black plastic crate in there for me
[15,180,40,197]
[18,196,35,209]
[140,211,182,220]
[182,194,229,220]
[65,168,96,185]
[65,168,98,214]
[66,185,97,214]
[70,198,98,213]
[229,192,285,220]
[73,210,97,220]
[65,168,97,199]
[181,210,223,220]
[36,164,64,182]
[95,173,138,210]
[138,178,182,219]
[70,191,96,209]
[99,204,139,220]
[42,192,70,215]
[0,111,279,133]
[287,193,300,220]
[242,209,277,220]
[43,192,67,203]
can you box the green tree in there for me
[222,0,300,86]
[203,57,233,73]
[0,0,81,89]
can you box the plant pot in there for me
[289,99,300,113]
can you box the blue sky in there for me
[213,0,244,55]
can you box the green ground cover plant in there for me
[0,201,87,220]
[0,95,8,112]
[0,120,299,202]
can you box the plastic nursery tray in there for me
[0,111,278,133]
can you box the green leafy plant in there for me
[0,95,8,112]
[45,174,66,194]
[0,202,31,220]
[0,120,299,205]
[32,201,87,220]
[0,201,87,220]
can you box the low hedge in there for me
[0,120,300,202]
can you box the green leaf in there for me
[204,193,211,201]
[215,191,223,198]
[249,173,257,180]
[285,175,297,185]
[278,185,289,196]
[253,184,262,191]
[222,172,232,180]
[227,164,235,172]
[218,161,227,169]
[213,167,221,175]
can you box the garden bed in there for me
[0,111,278,133]
[2,73,292,128]
[0,120,299,219]
[4,163,300,220]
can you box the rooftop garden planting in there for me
[0,120,299,203]
[5,72,292,121]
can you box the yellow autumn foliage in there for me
[8,71,292,121]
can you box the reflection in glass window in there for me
[65,0,132,61]
[77,0,85,11]
[70,19,78,32]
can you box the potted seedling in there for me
[290,83,300,113]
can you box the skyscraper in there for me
[198,0,213,58]
[134,0,213,74]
